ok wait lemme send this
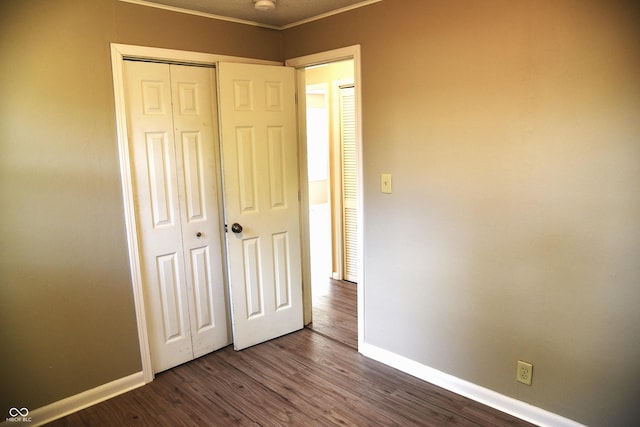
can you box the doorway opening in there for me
[303,59,359,349]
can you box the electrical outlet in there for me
[516,360,533,385]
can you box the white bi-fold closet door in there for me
[123,60,303,373]
[124,61,229,373]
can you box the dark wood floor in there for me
[49,280,536,426]
[307,279,358,350]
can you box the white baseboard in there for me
[359,343,584,427]
[7,371,145,426]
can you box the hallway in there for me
[308,278,358,350]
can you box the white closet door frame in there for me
[111,43,280,383]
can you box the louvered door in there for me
[340,85,358,283]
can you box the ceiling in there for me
[124,0,382,29]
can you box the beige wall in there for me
[284,1,640,425]
[0,0,280,413]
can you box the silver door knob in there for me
[231,223,243,234]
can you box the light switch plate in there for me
[381,173,392,194]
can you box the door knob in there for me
[196,232,202,238]
[231,223,243,234]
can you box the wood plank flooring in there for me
[307,279,358,349]
[49,280,536,426]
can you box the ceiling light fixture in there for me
[254,0,276,11]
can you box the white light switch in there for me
[381,173,392,194]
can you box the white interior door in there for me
[124,60,230,373]
[339,85,358,283]
[218,62,303,350]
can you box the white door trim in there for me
[286,45,364,351]
[110,43,281,383]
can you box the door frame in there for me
[286,45,364,350]
[110,43,280,383]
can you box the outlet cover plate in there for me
[516,360,533,385]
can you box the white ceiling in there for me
[123,0,382,29]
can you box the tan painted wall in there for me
[284,1,640,425]
[0,0,280,414]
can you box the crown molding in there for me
[119,0,383,30]
[281,0,382,30]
